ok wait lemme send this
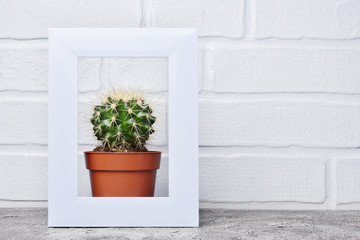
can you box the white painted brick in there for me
[199,96,360,148]
[0,153,47,200]
[0,44,48,91]
[1,0,359,208]
[335,157,360,203]
[78,58,101,92]
[204,45,360,93]
[145,0,245,37]
[255,0,360,39]
[0,0,141,38]
[104,58,168,92]
[200,154,326,202]
[0,97,47,144]
[0,44,102,92]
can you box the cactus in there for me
[90,90,156,152]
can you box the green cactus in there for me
[91,90,156,152]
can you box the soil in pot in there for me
[84,151,161,197]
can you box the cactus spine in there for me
[91,90,156,152]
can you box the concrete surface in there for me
[1,208,360,239]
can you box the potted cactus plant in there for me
[84,89,161,197]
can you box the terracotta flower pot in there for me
[84,151,161,197]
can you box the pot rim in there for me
[84,151,161,155]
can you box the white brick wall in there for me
[1,0,360,209]
[203,44,360,93]
[144,0,245,37]
[0,95,48,144]
[335,157,360,204]
[0,42,48,91]
[0,0,141,38]
[199,96,360,148]
[200,153,326,203]
[0,152,48,200]
[255,0,360,39]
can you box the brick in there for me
[200,153,326,202]
[0,97,47,144]
[0,153,47,200]
[0,44,48,91]
[0,44,103,92]
[203,45,360,93]
[145,0,245,37]
[199,96,360,147]
[0,0,141,39]
[104,57,168,92]
[255,0,360,39]
[78,58,101,92]
[335,157,360,203]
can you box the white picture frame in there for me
[48,28,198,227]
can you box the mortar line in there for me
[329,158,338,209]
[3,89,360,98]
[0,36,359,42]
[139,0,145,27]
[243,0,256,39]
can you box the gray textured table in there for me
[1,208,360,239]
